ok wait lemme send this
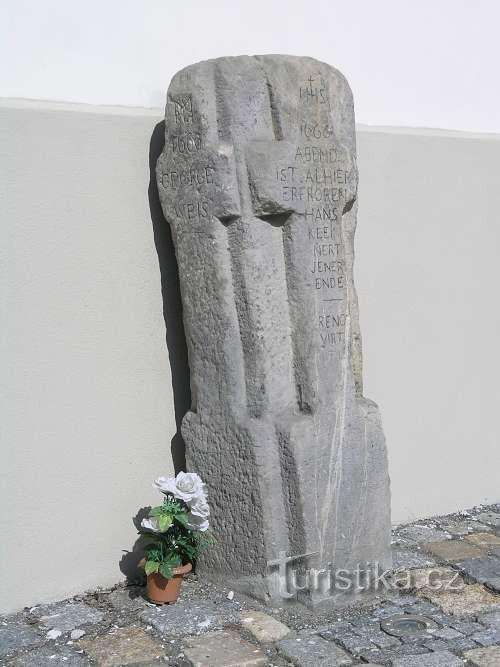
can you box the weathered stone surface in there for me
[240,610,290,641]
[476,512,500,528]
[420,539,483,561]
[391,651,463,666]
[456,556,500,593]
[464,532,500,550]
[393,524,450,546]
[479,609,500,629]
[7,644,89,666]
[455,555,500,592]
[0,623,42,658]
[140,599,238,636]
[183,631,267,667]
[464,645,500,666]
[419,583,500,616]
[277,635,353,666]
[440,520,481,536]
[156,54,391,605]
[470,627,500,645]
[38,601,104,633]
[79,626,165,666]
[392,549,436,570]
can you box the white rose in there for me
[153,471,206,503]
[188,495,210,519]
[140,517,161,533]
[186,513,209,532]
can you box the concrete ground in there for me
[1,504,499,667]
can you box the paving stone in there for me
[420,539,484,561]
[7,644,89,665]
[470,627,500,646]
[38,601,104,633]
[0,623,42,658]
[354,647,387,664]
[447,619,485,635]
[393,525,451,546]
[400,600,441,615]
[465,533,500,550]
[478,610,500,629]
[372,604,411,619]
[421,639,450,651]
[140,599,238,637]
[182,630,267,667]
[240,610,290,642]
[392,567,465,592]
[277,635,353,666]
[446,636,478,651]
[419,583,500,616]
[376,645,430,662]
[320,629,373,654]
[392,549,437,570]
[476,512,500,528]
[428,626,463,640]
[391,650,463,666]
[440,520,487,536]
[79,626,166,666]
[455,555,500,592]
[463,645,500,666]
[107,587,149,613]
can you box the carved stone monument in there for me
[157,55,391,606]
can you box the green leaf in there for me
[158,561,173,578]
[145,547,162,562]
[158,514,173,532]
[144,560,160,575]
[150,506,165,517]
[173,512,189,527]
[158,554,182,579]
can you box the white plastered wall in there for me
[1,99,499,614]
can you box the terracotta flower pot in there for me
[146,562,192,604]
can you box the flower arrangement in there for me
[139,471,211,581]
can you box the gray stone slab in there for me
[420,539,484,561]
[0,623,42,658]
[140,599,238,636]
[392,549,437,570]
[240,610,290,641]
[463,645,500,666]
[183,631,267,667]
[470,627,500,646]
[440,521,489,536]
[392,525,451,546]
[455,555,500,591]
[38,601,104,633]
[79,626,166,665]
[7,644,89,666]
[277,635,353,666]
[478,610,500,629]
[418,583,500,616]
[156,54,391,605]
[391,650,463,666]
[476,512,500,528]
[464,533,500,550]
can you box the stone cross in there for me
[157,55,391,606]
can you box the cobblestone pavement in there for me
[1,504,500,666]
